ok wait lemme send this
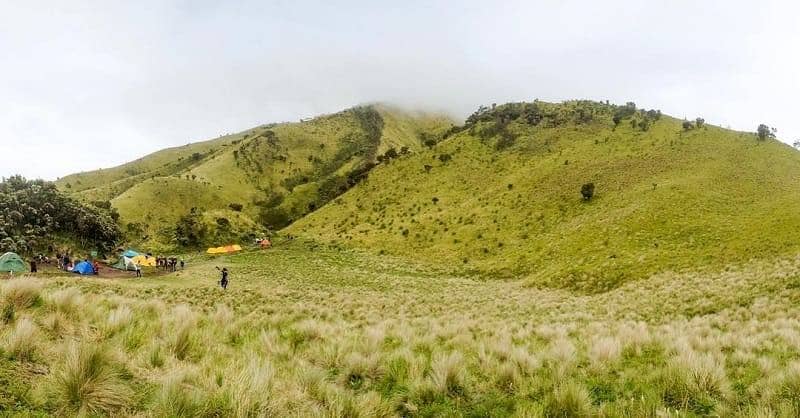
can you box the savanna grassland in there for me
[4,240,800,417]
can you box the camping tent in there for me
[111,256,137,271]
[122,249,140,258]
[72,261,95,275]
[131,255,155,267]
[0,252,27,273]
[206,244,242,254]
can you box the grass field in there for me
[3,241,800,416]
[290,102,800,293]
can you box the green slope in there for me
[288,100,800,292]
[58,105,454,250]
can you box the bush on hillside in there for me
[174,208,207,248]
[757,124,776,141]
[581,183,595,201]
[695,118,705,128]
[228,203,243,212]
[259,207,291,231]
[682,121,694,131]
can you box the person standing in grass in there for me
[180,259,185,270]
[29,258,37,273]
[216,266,229,290]
[135,263,142,278]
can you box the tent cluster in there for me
[110,249,155,271]
[206,245,242,255]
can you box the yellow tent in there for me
[206,244,242,254]
[131,255,156,267]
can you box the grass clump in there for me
[3,317,41,361]
[543,381,594,417]
[46,342,132,416]
[2,279,43,310]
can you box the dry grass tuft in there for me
[3,316,40,361]
[2,279,42,310]
[47,342,132,416]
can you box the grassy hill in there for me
[288,100,800,292]
[57,105,454,250]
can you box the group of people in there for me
[155,256,184,271]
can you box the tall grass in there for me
[47,342,132,416]
[3,317,40,361]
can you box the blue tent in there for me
[72,261,95,275]
[122,249,140,258]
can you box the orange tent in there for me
[206,244,242,254]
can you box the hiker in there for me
[135,264,142,278]
[62,254,70,271]
[180,259,185,270]
[216,266,229,290]
[56,252,62,269]
[29,259,37,273]
[92,260,100,275]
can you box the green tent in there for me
[0,252,27,273]
[111,256,137,271]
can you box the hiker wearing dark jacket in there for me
[216,266,229,290]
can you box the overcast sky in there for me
[2,0,798,180]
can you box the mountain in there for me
[57,104,455,250]
[287,100,800,292]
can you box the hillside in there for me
[288,100,800,292]
[57,105,455,250]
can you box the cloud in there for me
[1,0,798,179]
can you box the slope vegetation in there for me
[289,101,800,291]
[58,105,454,250]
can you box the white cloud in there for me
[1,0,798,179]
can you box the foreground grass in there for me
[3,242,800,416]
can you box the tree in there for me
[581,183,595,201]
[682,121,694,131]
[174,208,206,248]
[757,124,776,141]
[695,118,705,128]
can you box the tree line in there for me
[0,176,121,255]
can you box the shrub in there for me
[438,154,452,163]
[581,183,595,201]
[259,207,291,231]
[695,117,705,128]
[174,208,207,248]
[228,203,243,212]
[683,121,694,131]
[48,343,132,415]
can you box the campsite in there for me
[4,2,800,416]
